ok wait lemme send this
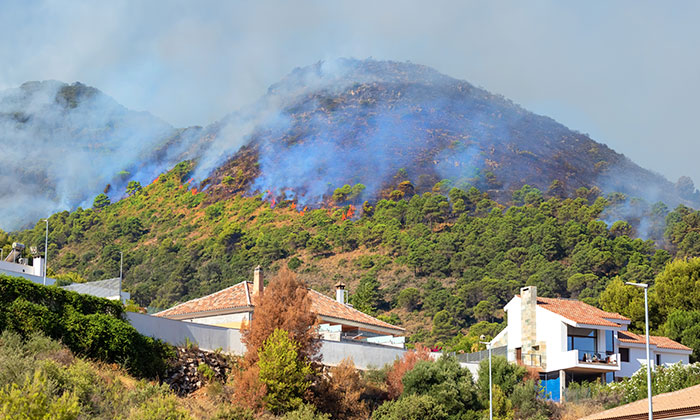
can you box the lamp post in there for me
[43,219,48,286]
[626,281,652,420]
[480,335,493,420]
[118,251,123,303]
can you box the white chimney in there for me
[335,282,346,304]
[253,266,264,296]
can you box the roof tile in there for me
[155,282,404,333]
[618,330,691,351]
[581,383,700,420]
[533,296,630,327]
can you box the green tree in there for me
[476,356,526,402]
[401,356,480,419]
[431,310,457,343]
[126,180,143,196]
[663,309,700,362]
[350,275,381,315]
[92,193,110,209]
[257,329,313,414]
[654,258,700,319]
[396,287,421,311]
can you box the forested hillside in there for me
[7,159,700,349]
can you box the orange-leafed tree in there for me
[385,344,432,399]
[241,267,320,364]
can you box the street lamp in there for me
[118,251,123,303]
[42,219,48,286]
[480,335,493,420]
[626,281,653,420]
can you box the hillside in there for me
[10,159,700,344]
[195,59,700,210]
[0,80,199,230]
[3,59,699,232]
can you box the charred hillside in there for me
[201,59,698,208]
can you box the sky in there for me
[1,0,699,186]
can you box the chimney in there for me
[335,282,346,304]
[521,286,537,352]
[253,266,264,296]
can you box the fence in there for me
[126,312,406,370]
[455,345,507,364]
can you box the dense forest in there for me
[4,159,700,356]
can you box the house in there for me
[155,267,405,348]
[492,286,691,401]
[581,383,700,420]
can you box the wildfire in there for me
[290,203,297,210]
[151,176,160,185]
[341,204,356,221]
[191,188,198,195]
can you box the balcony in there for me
[553,350,619,372]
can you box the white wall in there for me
[505,298,521,363]
[186,312,250,327]
[0,267,55,286]
[658,351,689,367]
[537,306,567,370]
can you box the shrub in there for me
[257,329,312,414]
[0,275,173,378]
[0,369,81,420]
[372,394,448,420]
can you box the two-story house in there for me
[493,286,691,401]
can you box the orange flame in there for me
[151,176,160,185]
[178,184,183,189]
[290,203,297,210]
[191,188,198,195]
[186,178,194,184]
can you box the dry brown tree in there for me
[385,344,432,399]
[241,267,320,364]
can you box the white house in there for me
[493,286,691,401]
[155,267,406,348]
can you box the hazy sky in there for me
[2,0,699,186]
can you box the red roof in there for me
[582,383,700,420]
[156,282,403,333]
[618,330,691,351]
[532,296,630,327]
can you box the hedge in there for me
[0,274,173,378]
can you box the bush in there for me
[0,275,173,378]
[0,369,81,420]
[372,394,448,420]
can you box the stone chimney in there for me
[521,286,537,352]
[253,266,264,296]
[335,282,346,304]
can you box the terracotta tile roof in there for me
[155,281,252,317]
[307,289,404,332]
[618,331,691,351]
[156,282,404,333]
[581,383,700,420]
[534,296,630,327]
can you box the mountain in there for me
[3,59,698,231]
[0,80,198,230]
[192,59,700,209]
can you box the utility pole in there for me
[43,219,48,286]
[626,282,653,420]
[119,251,123,303]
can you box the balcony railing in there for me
[577,351,618,366]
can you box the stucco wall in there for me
[126,312,246,354]
[186,312,250,328]
[127,312,407,370]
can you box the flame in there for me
[290,203,297,210]
[191,188,198,195]
[346,204,356,219]
[151,176,160,185]
[178,184,183,189]
[186,178,194,184]
[270,197,276,209]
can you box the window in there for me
[620,348,629,362]
[567,327,597,360]
[605,330,614,354]
[656,354,661,366]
